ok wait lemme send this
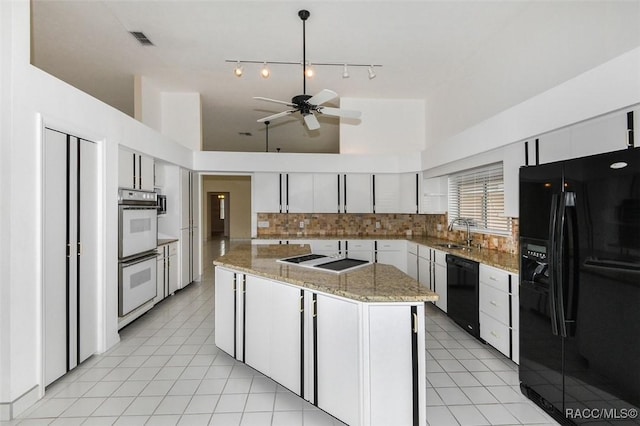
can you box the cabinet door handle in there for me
[490,331,499,338]
[489,276,497,281]
[313,299,317,318]
[77,242,82,256]
[412,312,418,334]
[490,300,498,307]
[300,295,304,313]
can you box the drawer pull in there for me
[489,276,497,281]
[490,331,499,338]
[412,313,418,334]
[490,300,498,307]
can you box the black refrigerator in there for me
[519,148,640,425]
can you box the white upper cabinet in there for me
[570,109,629,158]
[313,174,340,213]
[373,173,419,214]
[504,108,637,218]
[373,174,400,214]
[286,173,314,213]
[399,173,420,214]
[537,127,572,165]
[118,148,154,191]
[343,174,373,213]
[421,176,448,214]
[253,173,282,213]
[253,173,313,213]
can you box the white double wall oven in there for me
[118,189,158,317]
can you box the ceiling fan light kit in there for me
[228,9,372,131]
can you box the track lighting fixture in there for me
[342,64,350,79]
[226,60,381,80]
[260,62,270,79]
[368,65,376,79]
[233,61,243,77]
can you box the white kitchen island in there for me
[213,244,439,426]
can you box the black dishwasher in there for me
[446,254,480,339]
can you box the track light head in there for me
[233,61,243,77]
[305,63,314,78]
[342,64,350,79]
[261,62,270,79]
[368,65,376,79]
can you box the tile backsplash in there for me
[256,213,519,254]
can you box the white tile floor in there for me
[5,238,559,426]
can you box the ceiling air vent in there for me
[129,31,154,46]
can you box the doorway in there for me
[210,192,230,238]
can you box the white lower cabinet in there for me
[155,242,178,304]
[368,304,425,426]
[243,275,273,374]
[417,245,447,312]
[214,266,425,425]
[375,240,407,273]
[314,293,360,425]
[269,282,303,394]
[479,264,519,363]
[214,267,238,357]
[406,242,418,280]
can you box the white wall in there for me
[161,92,202,152]
[422,47,640,171]
[339,98,426,154]
[0,0,14,419]
[0,0,193,417]
[425,1,640,146]
[135,77,203,152]
[202,176,252,240]
[134,75,162,134]
[193,150,423,174]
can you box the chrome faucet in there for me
[448,217,473,247]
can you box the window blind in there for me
[448,162,512,236]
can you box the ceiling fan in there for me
[253,10,362,131]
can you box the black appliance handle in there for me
[555,192,568,338]
[561,192,579,337]
[548,194,560,336]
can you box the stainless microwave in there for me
[157,194,167,215]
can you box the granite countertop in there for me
[213,243,439,303]
[256,235,519,274]
[158,238,179,246]
[407,236,519,273]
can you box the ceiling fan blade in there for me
[317,106,362,119]
[303,113,320,130]
[257,110,296,123]
[253,97,296,108]
[307,89,338,106]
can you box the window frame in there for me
[447,162,512,236]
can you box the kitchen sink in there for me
[436,243,463,249]
[436,243,474,252]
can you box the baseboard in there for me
[0,385,40,420]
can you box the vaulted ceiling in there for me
[31,1,640,153]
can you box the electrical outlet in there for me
[437,224,443,231]
[376,221,381,229]
[258,221,270,228]
[299,221,305,228]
